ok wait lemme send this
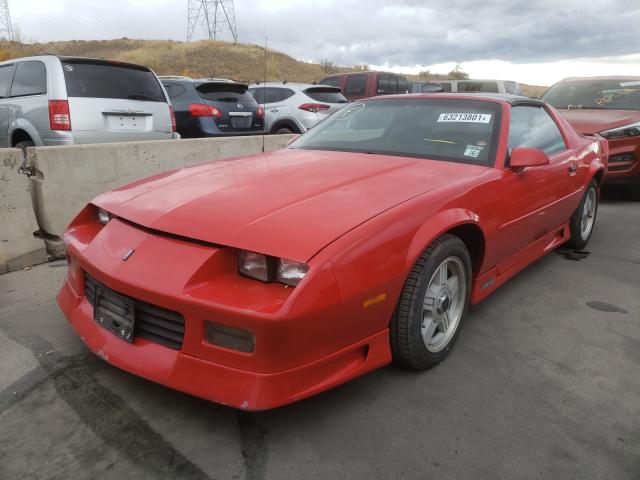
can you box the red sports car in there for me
[58,94,607,410]
[542,76,639,199]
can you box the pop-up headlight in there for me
[238,250,308,286]
[97,208,111,225]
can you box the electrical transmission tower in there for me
[0,0,13,41]
[187,0,237,43]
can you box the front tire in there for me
[567,179,598,249]
[390,234,472,370]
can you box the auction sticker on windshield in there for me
[438,113,492,123]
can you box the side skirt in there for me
[470,223,569,304]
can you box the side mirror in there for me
[510,147,550,171]
[286,134,300,146]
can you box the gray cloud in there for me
[12,0,640,67]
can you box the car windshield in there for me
[290,98,502,165]
[542,79,640,110]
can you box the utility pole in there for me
[0,0,14,41]
[187,0,237,43]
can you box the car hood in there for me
[557,109,640,135]
[94,148,487,262]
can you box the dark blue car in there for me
[160,77,264,138]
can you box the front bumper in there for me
[58,280,389,410]
[57,215,390,410]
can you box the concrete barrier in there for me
[26,134,294,258]
[0,149,48,274]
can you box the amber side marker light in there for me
[205,322,255,353]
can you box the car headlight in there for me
[238,250,308,287]
[97,208,111,225]
[599,122,640,139]
[238,250,272,282]
[277,258,309,287]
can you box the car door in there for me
[265,87,294,120]
[497,104,576,274]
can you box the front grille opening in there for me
[84,274,185,350]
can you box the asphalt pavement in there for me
[0,193,638,480]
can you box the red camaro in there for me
[58,94,607,410]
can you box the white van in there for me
[0,55,177,148]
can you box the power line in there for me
[187,0,237,43]
[0,0,13,41]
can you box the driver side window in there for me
[508,106,566,156]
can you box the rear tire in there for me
[567,179,598,249]
[390,234,472,370]
[15,140,34,152]
[275,127,293,134]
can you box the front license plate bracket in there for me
[93,286,136,343]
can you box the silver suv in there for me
[248,82,347,134]
[0,55,176,148]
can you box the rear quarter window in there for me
[505,81,522,95]
[162,83,186,100]
[63,61,166,102]
[10,61,47,97]
[0,64,16,98]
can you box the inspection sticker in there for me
[438,113,492,123]
[463,145,483,158]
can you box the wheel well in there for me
[446,223,485,274]
[11,129,33,147]
[593,169,605,187]
[270,120,300,134]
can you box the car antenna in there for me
[262,36,267,154]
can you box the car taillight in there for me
[257,105,265,118]
[169,106,176,132]
[188,103,221,118]
[49,100,71,131]
[299,103,330,113]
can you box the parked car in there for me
[432,79,523,95]
[160,76,264,138]
[410,81,444,93]
[542,76,640,200]
[0,55,176,148]
[247,82,347,134]
[319,71,410,101]
[58,94,606,410]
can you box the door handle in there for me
[270,109,279,113]
[568,164,577,175]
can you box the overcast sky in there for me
[10,0,640,85]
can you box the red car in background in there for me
[320,71,410,101]
[542,76,640,200]
[58,94,607,410]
